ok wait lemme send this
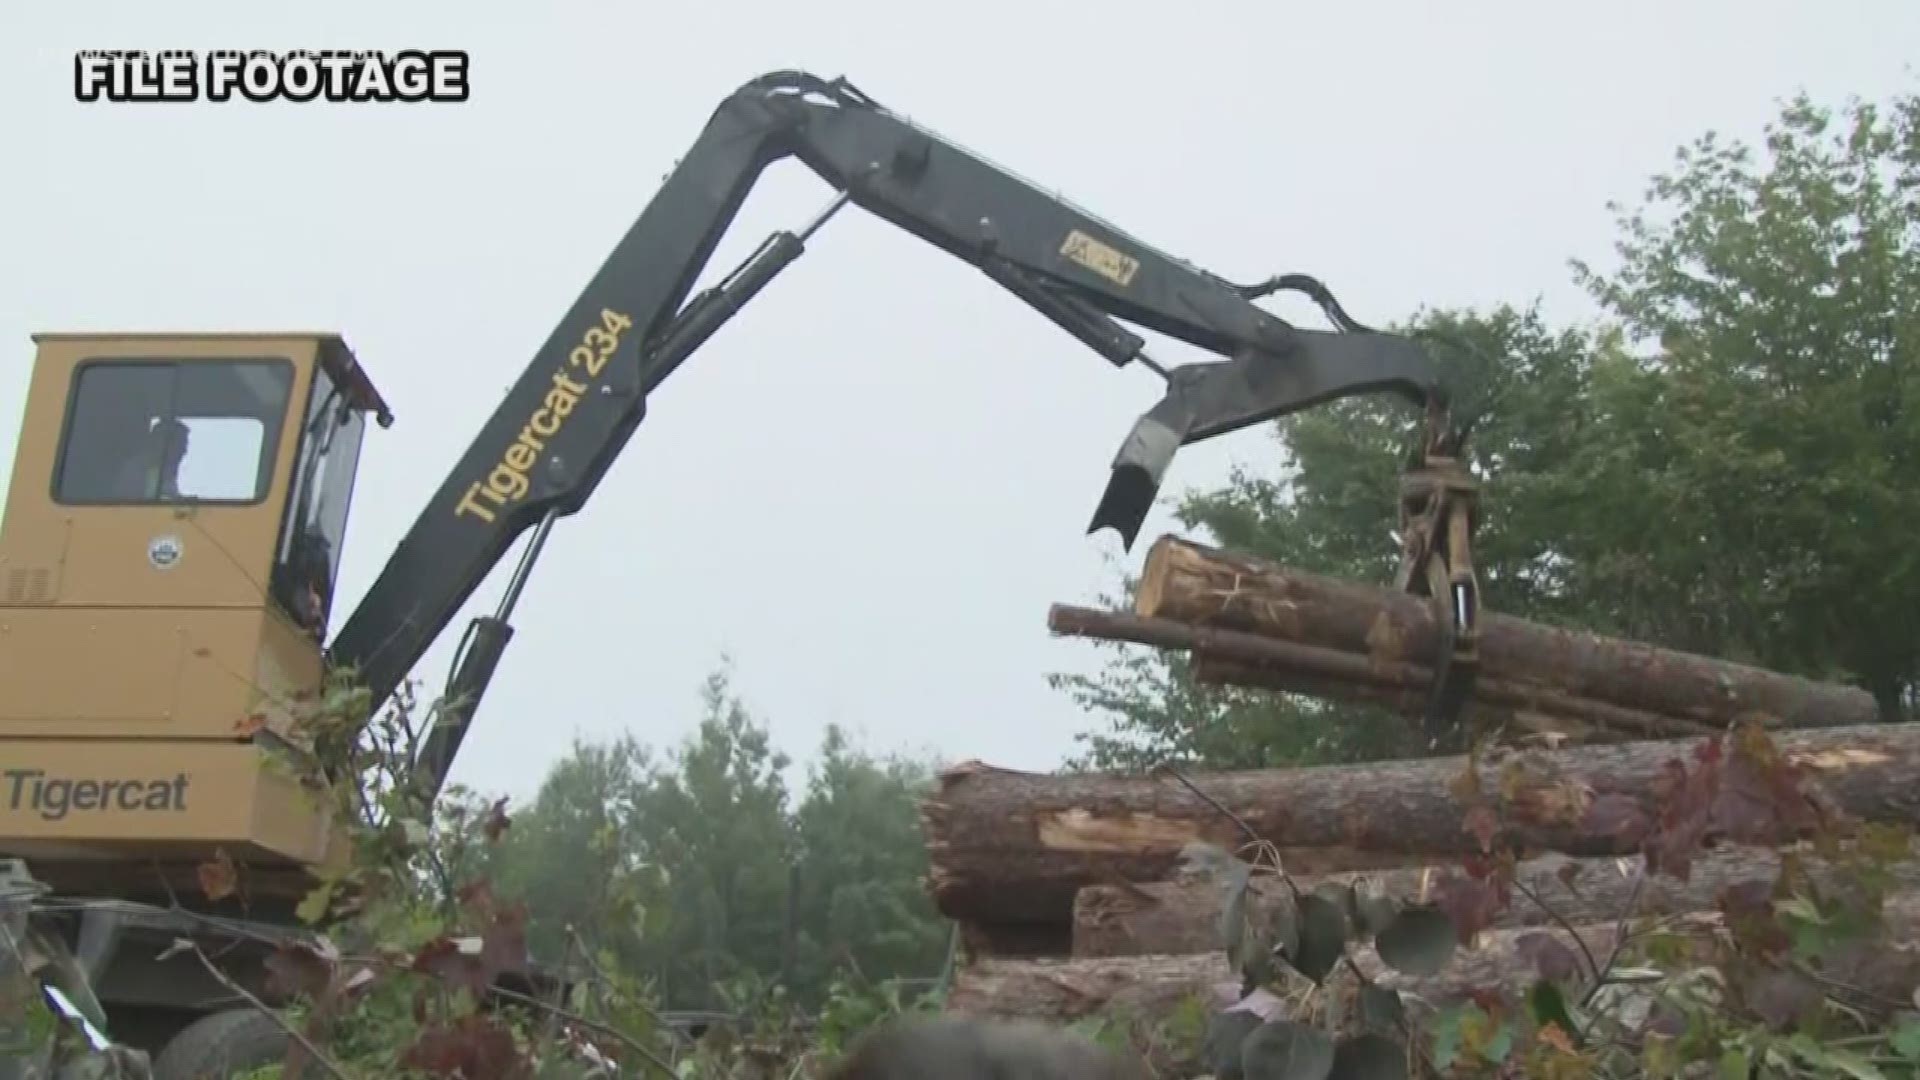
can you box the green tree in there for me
[480,663,956,1013]
[625,663,798,1009]
[485,734,662,966]
[790,725,949,998]
[1569,90,1920,713]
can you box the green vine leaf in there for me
[1330,1033,1408,1080]
[1892,1020,1920,1060]
[1374,905,1458,977]
[1284,891,1349,985]
[1525,981,1582,1049]
[1268,885,1301,964]
[1350,886,1400,939]
[1207,1009,1266,1080]
[1358,986,1406,1034]
[1242,1020,1335,1080]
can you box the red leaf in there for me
[1643,754,1721,881]
[479,902,530,982]
[1555,861,1585,894]
[1433,871,1510,939]
[411,937,493,1000]
[1645,818,1708,881]
[1580,792,1653,847]
[263,943,334,1001]
[1693,736,1725,767]
[1707,725,1823,846]
[196,848,238,902]
[1462,804,1501,854]
[412,900,530,1001]
[401,1014,530,1079]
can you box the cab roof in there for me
[29,331,395,428]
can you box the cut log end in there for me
[1132,535,1181,620]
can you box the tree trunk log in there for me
[1072,847,1920,958]
[1129,534,1881,731]
[947,935,1619,1024]
[952,896,1920,1029]
[944,895,1920,1030]
[921,723,1920,924]
[1053,604,1712,742]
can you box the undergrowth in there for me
[183,671,939,1079]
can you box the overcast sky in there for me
[3,2,1915,804]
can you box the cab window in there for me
[53,359,294,505]
[272,362,366,633]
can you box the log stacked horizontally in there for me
[949,896,1920,1028]
[1047,534,1883,741]
[921,721,1920,927]
[1070,847,1920,958]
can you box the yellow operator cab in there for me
[0,332,390,901]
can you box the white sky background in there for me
[1,2,1915,805]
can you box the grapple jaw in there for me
[1087,328,1444,550]
[1395,397,1483,747]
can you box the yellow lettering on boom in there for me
[456,308,634,522]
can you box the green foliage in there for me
[470,662,948,1015]
[482,732,658,962]
[1567,90,1920,712]
[788,725,951,1001]
[174,656,949,1078]
[621,664,801,1008]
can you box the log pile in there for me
[921,720,1920,926]
[923,533,1920,1039]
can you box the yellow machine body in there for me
[0,332,382,897]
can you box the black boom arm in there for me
[324,71,1448,792]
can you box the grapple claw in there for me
[1396,400,1482,746]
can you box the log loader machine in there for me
[0,71,1477,1075]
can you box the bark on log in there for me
[947,938,1615,1025]
[1053,604,1711,742]
[921,723,1920,924]
[1072,847,1920,957]
[1129,534,1880,731]
[952,895,1920,1026]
